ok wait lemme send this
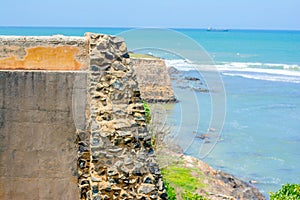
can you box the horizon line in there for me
[0,25,300,32]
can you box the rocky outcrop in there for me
[132,58,176,103]
[158,147,266,200]
[182,155,265,200]
[168,66,209,93]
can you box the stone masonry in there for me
[85,33,166,199]
[132,58,176,103]
[0,33,167,199]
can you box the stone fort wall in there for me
[132,58,175,103]
[0,33,167,199]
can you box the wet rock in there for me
[184,76,201,81]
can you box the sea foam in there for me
[165,59,300,83]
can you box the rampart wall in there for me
[0,33,168,200]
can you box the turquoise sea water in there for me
[1,27,300,198]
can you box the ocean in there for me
[1,27,299,198]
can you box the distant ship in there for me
[207,27,229,32]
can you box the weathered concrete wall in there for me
[0,71,88,199]
[0,36,89,70]
[0,34,167,199]
[132,58,176,102]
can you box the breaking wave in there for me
[165,59,300,83]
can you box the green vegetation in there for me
[142,100,151,124]
[270,183,300,200]
[129,53,156,59]
[164,179,177,200]
[162,166,206,191]
[162,165,207,199]
[181,191,207,200]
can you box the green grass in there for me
[129,53,157,59]
[181,191,207,200]
[162,165,207,192]
[164,180,177,200]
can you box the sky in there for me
[0,0,299,30]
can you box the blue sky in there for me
[0,0,299,30]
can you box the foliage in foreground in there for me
[142,100,151,124]
[270,183,300,200]
[164,178,207,200]
[162,166,207,200]
[181,191,207,200]
[164,180,177,200]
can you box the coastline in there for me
[157,146,265,200]
[1,27,297,198]
[139,56,266,199]
[154,52,300,197]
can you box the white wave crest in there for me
[165,59,300,83]
[222,72,300,83]
[165,59,197,71]
[217,62,300,77]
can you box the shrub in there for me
[270,183,300,200]
[164,179,177,200]
[181,191,207,200]
[142,100,151,124]
[163,176,207,200]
